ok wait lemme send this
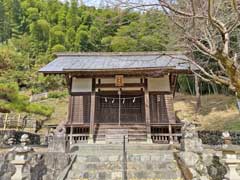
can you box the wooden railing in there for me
[151,133,182,144]
[0,113,38,131]
[151,123,182,144]
[67,134,89,144]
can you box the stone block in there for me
[111,171,122,179]
[86,156,100,162]
[179,152,200,167]
[48,135,66,153]
[181,137,203,153]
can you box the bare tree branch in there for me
[112,0,240,97]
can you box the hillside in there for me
[174,93,240,131]
[0,1,179,115]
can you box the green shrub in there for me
[25,103,54,117]
[51,44,66,53]
[0,83,19,101]
[0,83,54,117]
[48,91,67,99]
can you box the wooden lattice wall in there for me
[149,94,175,124]
[68,93,175,124]
[68,95,91,124]
[95,95,145,124]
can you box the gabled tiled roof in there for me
[39,52,195,73]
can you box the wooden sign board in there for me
[115,75,124,87]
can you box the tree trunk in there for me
[195,75,201,112]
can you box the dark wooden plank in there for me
[70,92,91,96]
[149,93,176,124]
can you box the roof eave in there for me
[39,68,194,75]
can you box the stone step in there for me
[71,162,122,171]
[67,170,182,180]
[95,131,147,135]
[72,150,174,156]
[65,143,182,180]
[67,171,121,180]
[94,136,147,142]
[71,161,177,171]
[127,170,182,179]
[73,152,175,162]
[70,143,172,151]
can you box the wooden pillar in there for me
[70,126,73,144]
[168,124,173,144]
[89,92,95,143]
[68,96,73,123]
[195,74,201,112]
[144,79,152,143]
[68,96,73,145]
[89,78,96,144]
[65,74,72,93]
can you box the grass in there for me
[36,96,68,134]
[38,97,68,126]
[174,93,240,131]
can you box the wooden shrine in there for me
[39,52,195,144]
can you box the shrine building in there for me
[39,52,195,144]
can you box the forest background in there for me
[0,0,235,117]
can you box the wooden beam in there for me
[70,92,91,96]
[70,125,73,145]
[89,78,96,143]
[96,91,144,96]
[60,69,192,77]
[168,124,173,144]
[65,74,72,93]
[144,79,152,143]
[95,83,145,88]
[170,74,178,98]
[68,96,73,123]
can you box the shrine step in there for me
[94,124,147,142]
[64,145,182,180]
[69,144,173,154]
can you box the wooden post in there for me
[195,74,201,112]
[89,90,96,144]
[168,124,173,144]
[144,79,152,143]
[70,126,73,144]
[65,74,72,93]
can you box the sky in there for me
[61,0,159,8]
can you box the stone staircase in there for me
[94,124,147,142]
[63,144,183,180]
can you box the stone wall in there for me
[198,131,240,145]
[0,130,40,146]
[0,151,71,180]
